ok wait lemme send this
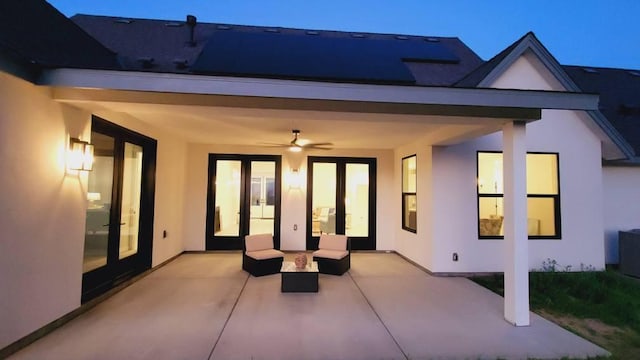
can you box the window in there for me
[402,155,417,232]
[477,152,560,239]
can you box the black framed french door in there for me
[306,157,376,250]
[206,154,282,250]
[81,116,156,303]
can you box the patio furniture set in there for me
[242,233,351,292]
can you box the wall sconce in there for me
[289,168,302,190]
[68,137,94,171]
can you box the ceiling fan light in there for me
[289,145,302,152]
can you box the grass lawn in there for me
[471,264,640,359]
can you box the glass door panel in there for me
[250,177,262,218]
[264,177,276,218]
[207,155,281,250]
[81,115,156,303]
[346,163,369,237]
[249,161,275,235]
[118,142,143,260]
[214,160,242,236]
[312,162,337,236]
[83,132,115,273]
[307,157,376,250]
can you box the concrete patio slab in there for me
[9,252,609,360]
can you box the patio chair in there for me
[312,234,350,275]
[242,233,284,277]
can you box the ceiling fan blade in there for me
[304,142,333,147]
[257,142,290,147]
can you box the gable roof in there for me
[455,32,636,162]
[0,0,119,74]
[564,66,640,161]
[456,32,577,90]
[70,14,483,86]
[454,32,525,88]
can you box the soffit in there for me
[46,70,598,150]
[53,89,507,148]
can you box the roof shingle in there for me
[0,0,118,70]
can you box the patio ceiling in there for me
[53,92,513,148]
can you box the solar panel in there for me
[191,30,460,84]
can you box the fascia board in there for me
[39,68,598,112]
[588,110,636,160]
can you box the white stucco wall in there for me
[603,166,640,263]
[392,50,606,273]
[0,72,88,348]
[426,50,605,273]
[394,143,434,270]
[183,144,394,251]
[0,71,187,348]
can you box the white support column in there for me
[503,120,530,326]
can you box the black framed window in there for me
[477,152,561,239]
[402,155,417,233]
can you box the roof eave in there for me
[38,68,599,116]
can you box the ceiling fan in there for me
[262,129,333,152]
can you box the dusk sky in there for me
[47,0,640,70]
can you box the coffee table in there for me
[280,261,319,293]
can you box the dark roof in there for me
[71,14,482,86]
[455,33,528,88]
[564,65,640,158]
[0,0,118,70]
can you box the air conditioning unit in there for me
[619,229,640,278]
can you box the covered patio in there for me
[10,253,608,359]
[43,71,600,326]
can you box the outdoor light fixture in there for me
[289,168,302,189]
[68,137,94,171]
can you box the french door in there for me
[307,157,376,250]
[81,116,156,303]
[206,154,281,250]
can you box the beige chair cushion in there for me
[313,249,348,260]
[318,234,347,251]
[246,249,284,260]
[245,233,274,252]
